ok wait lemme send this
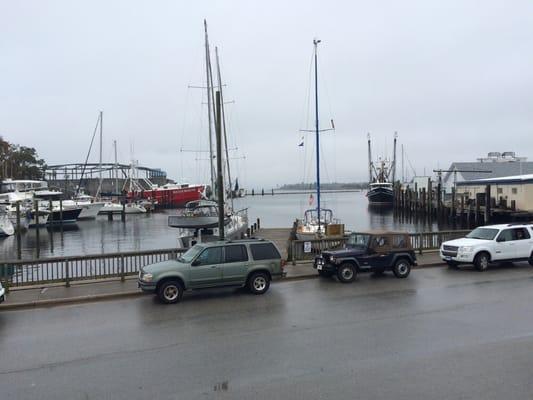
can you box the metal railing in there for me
[0,248,185,290]
[289,230,471,262]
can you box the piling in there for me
[59,199,64,231]
[15,202,22,260]
[34,200,40,258]
[256,218,261,229]
[121,203,126,222]
[261,188,264,196]
[484,185,491,224]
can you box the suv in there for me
[314,231,417,283]
[440,223,533,271]
[139,239,285,303]
[0,281,5,303]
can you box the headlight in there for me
[142,273,153,282]
[459,246,473,253]
[330,256,336,263]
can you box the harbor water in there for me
[1,191,440,260]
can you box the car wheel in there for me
[528,253,533,266]
[248,272,270,295]
[318,270,333,278]
[157,280,184,304]
[474,252,490,271]
[393,259,411,278]
[337,263,357,283]
[446,261,459,269]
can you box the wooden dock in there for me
[252,228,291,259]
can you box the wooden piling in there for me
[484,185,491,224]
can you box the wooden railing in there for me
[0,248,185,290]
[289,230,471,263]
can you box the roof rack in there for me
[506,222,533,227]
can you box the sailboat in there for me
[296,39,343,240]
[169,21,248,248]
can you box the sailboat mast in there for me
[114,140,118,194]
[215,91,225,240]
[204,20,215,199]
[97,110,103,198]
[215,46,233,211]
[313,39,321,232]
[392,131,397,183]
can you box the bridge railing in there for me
[0,248,185,290]
[289,230,471,263]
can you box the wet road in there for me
[1,264,533,399]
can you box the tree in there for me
[0,137,46,180]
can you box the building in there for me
[457,174,533,212]
[442,152,533,193]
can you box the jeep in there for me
[440,223,533,271]
[138,239,285,303]
[313,231,417,283]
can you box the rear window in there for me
[224,245,249,263]
[392,235,408,248]
[250,243,281,260]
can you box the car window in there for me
[224,245,248,263]
[195,247,223,266]
[392,235,408,249]
[371,236,389,249]
[514,228,530,240]
[250,243,281,260]
[497,229,516,242]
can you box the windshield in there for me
[466,227,499,240]
[347,233,371,247]
[178,244,204,263]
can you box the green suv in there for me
[138,239,285,303]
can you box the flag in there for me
[309,193,314,205]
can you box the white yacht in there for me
[99,202,147,214]
[63,193,106,219]
[0,207,15,237]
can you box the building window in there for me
[512,188,518,194]
[497,188,503,194]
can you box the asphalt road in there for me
[1,264,533,400]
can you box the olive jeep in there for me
[313,231,417,283]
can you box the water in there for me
[1,191,439,260]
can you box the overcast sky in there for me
[1,0,532,188]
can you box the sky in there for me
[1,0,532,188]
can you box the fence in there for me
[290,230,471,263]
[0,248,185,290]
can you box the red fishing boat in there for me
[128,183,206,208]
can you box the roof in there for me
[444,162,533,183]
[458,173,533,186]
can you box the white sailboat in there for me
[170,21,248,248]
[296,39,343,240]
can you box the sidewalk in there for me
[0,252,444,310]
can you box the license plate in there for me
[317,264,323,270]
[444,256,452,261]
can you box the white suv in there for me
[440,224,533,271]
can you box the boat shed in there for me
[457,174,533,212]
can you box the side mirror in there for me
[191,260,200,266]
[496,236,505,243]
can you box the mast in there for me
[392,131,397,183]
[215,46,233,211]
[96,111,103,199]
[204,20,215,199]
[113,140,118,194]
[313,38,321,232]
[367,133,372,183]
[215,91,224,239]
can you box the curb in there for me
[0,262,445,311]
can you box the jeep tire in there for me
[158,280,184,304]
[393,259,411,278]
[248,272,270,295]
[337,263,357,283]
[474,252,490,271]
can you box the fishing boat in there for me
[296,39,343,240]
[366,133,397,205]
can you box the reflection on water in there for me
[1,192,443,260]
